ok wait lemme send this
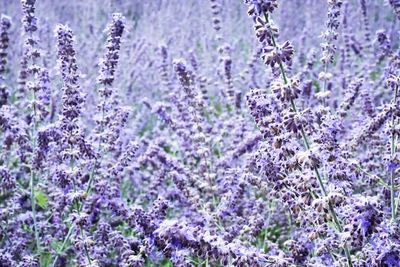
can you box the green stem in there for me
[395,185,400,216]
[30,170,40,251]
[390,84,398,220]
[70,158,92,265]
[30,84,41,257]
[79,225,92,264]
[83,97,106,196]
[323,63,328,93]
[50,225,73,267]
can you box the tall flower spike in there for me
[209,0,223,41]
[55,24,88,160]
[359,0,371,50]
[17,0,40,106]
[98,13,125,89]
[96,13,126,153]
[56,25,82,122]
[320,0,343,64]
[21,0,37,33]
[319,0,343,95]
[0,15,11,107]
[173,59,197,109]
[18,0,51,124]
[96,13,125,120]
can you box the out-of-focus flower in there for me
[244,0,278,16]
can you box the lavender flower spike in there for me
[0,15,11,107]
[55,24,92,160]
[98,13,125,88]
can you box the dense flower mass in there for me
[0,0,400,266]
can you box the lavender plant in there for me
[0,0,399,266]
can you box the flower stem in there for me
[30,169,40,251]
[50,225,73,267]
[71,158,92,265]
[30,80,41,258]
[390,84,398,220]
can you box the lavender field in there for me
[1,0,400,266]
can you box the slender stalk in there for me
[80,225,92,264]
[84,99,105,196]
[70,158,92,265]
[30,169,40,251]
[395,184,400,216]
[322,64,328,93]
[390,84,398,220]
[264,12,353,267]
[50,226,73,267]
[29,34,40,255]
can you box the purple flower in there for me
[271,76,300,102]
[254,16,278,44]
[261,40,294,67]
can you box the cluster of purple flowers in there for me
[0,0,399,266]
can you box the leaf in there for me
[22,224,31,233]
[50,240,64,251]
[163,145,175,155]
[369,71,378,81]
[40,252,52,267]
[160,259,173,267]
[312,80,320,93]
[35,191,48,209]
